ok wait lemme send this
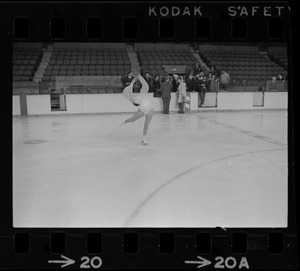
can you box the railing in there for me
[220,80,288,92]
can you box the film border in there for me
[0,0,297,269]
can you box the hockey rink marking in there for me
[124,147,286,226]
[201,117,287,148]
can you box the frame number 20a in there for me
[215,256,249,269]
[185,256,249,269]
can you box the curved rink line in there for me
[124,147,287,227]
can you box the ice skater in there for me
[122,74,154,145]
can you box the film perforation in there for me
[11,10,289,42]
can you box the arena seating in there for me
[42,48,131,81]
[137,50,197,75]
[199,45,287,86]
[271,52,287,69]
[12,43,288,94]
[13,48,42,81]
[268,47,287,70]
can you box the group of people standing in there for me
[159,73,187,114]
[121,63,229,114]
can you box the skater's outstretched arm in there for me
[122,82,135,104]
[138,75,149,94]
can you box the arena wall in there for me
[12,92,288,116]
[13,95,21,116]
[264,92,288,109]
[217,92,254,110]
[26,95,51,115]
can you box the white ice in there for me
[13,110,288,228]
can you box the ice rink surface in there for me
[13,110,288,228]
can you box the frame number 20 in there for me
[80,256,102,269]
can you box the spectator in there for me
[257,85,265,92]
[195,72,203,107]
[152,74,161,97]
[267,75,279,91]
[186,74,197,92]
[219,70,230,91]
[121,71,134,89]
[160,75,173,114]
[177,76,187,114]
[193,62,201,76]
[185,66,191,81]
[172,74,179,93]
[199,74,207,106]
[210,66,218,79]
[133,80,141,93]
[144,72,153,92]
[278,73,284,81]
[206,72,214,92]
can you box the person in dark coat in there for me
[199,75,208,106]
[160,75,173,114]
[186,74,197,92]
[195,72,203,107]
[193,62,201,76]
[121,71,134,89]
[152,74,161,97]
[143,72,153,92]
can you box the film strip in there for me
[0,0,297,269]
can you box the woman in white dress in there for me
[122,74,155,145]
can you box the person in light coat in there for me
[176,76,187,114]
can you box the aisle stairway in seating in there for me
[126,44,141,75]
[33,45,54,82]
[190,45,209,72]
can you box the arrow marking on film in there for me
[185,256,212,268]
[48,255,75,268]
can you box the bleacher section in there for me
[199,45,287,84]
[138,50,196,75]
[136,43,196,75]
[12,43,288,95]
[13,48,42,81]
[42,48,131,81]
[268,47,287,70]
